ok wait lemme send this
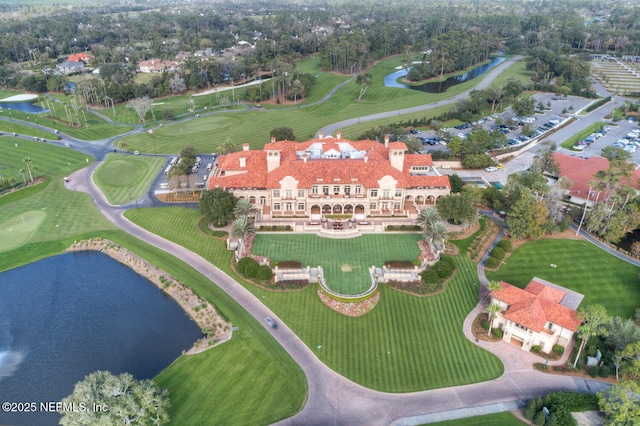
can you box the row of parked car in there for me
[572,126,611,151]
[612,128,639,153]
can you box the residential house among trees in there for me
[489,277,583,354]
[57,60,86,75]
[207,134,451,221]
[138,59,178,73]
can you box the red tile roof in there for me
[209,137,451,191]
[67,53,94,63]
[490,280,582,332]
[553,152,640,199]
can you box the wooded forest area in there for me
[0,0,638,105]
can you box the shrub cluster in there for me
[237,257,273,281]
[492,328,503,338]
[496,239,512,252]
[277,260,302,269]
[256,265,273,281]
[525,392,599,426]
[552,344,564,356]
[237,257,260,278]
[485,257,499,268]
[484,238,513,269]
[433,255,456,279]
[490,247,505,260]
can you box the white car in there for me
[485,166,498,172]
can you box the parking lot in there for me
[409,93,593,155]
[563,118,640,163]
[156,153,217,192]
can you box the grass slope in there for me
[93,153,166,205]
[485,239,640,318]
[0,138,117,251]
[251,233,421,294]
[125,207,504,392]
[117,56,525,154]
[429,412,526,426]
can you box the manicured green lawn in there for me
[93,153,166,205]
[0,141,307,424]
[0,138,117,251]
[428,412,525,426]
[489,59,532,87]
[251,233,421,294]
[116,56,521,154]
[125,207,504,392]
[0,120,56,139]
[485,239,640,318]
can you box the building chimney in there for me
[318,132,324,139]
[303,154,308,163]
[363,154,368,163]
[239,157,246,168]
[336,131,341,139]
[384,135,389,148]
[270,136,276,144]
[242,143,250,151]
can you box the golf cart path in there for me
[66,163,610,425]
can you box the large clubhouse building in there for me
[207,134,451,220]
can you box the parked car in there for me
[485,166,498,172]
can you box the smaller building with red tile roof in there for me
[207,134,450,220]
[67,53,94,64]
[489,277,583,354]
[553,152,640,205]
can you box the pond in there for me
[0,251,202,426]
[384,56,507,93]
[0,102,47,114]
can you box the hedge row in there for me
[237,257,273,281]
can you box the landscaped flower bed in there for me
[317,289,380,317]
[417,239,436,261]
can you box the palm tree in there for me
[18,168,26,184]
[423,220,448,251]
[233,198,259,220]
[231,215,255,258]
[488,280,502,293]
[486,303,502,337]
[416,208,440,229]
[573,304,610,368]
[23,157,34,183]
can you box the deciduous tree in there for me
[60,371,170,426]
[200,188,237,227]
[127,96,154,122]
[598,380,640,425]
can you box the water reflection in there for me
[384,57,507,93]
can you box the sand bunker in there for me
[0,94,39,102]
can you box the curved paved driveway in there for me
[66,163,610,425]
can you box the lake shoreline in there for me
[65,238,232,354]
